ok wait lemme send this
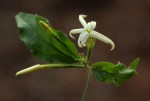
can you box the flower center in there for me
[86,28,91,33]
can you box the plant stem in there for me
[86,38,95,64]
[81,68,92,101]
[87,47,93,64]
[81,37,95,101]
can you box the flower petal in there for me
[78,36,83,48]
[90,30,115,50]
[78,32,87,48]
[79,15,87,28]
[81,33,89,46]
[90,21,96,30]
[69,28,85,39]
[87,21,96,30]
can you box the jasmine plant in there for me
[15,12,140,101]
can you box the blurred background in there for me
[0,0,150,101]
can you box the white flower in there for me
[69,15,115,50]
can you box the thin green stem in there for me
[81,37,95,101]
[42,64,84,68]
[81,68,92,101]
[87,47,93,64]
[86,38,95,64]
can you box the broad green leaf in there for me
[15,12,80,63]
[92,62,116,73]
[92,59,139,86]
[92,62,116,83]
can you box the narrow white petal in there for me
[81,33,89,46]
[90,30,115,50]
[90,21,96,30]
[77,32,87,48]
[87,21,96,30]
[87,22,91,29]
[79,15,87,28]
[78,35,83,48]
[69,28,85,39]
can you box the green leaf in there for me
[113,63,135,86]
[129,58,140,69]
[92,62,116,84]
[92,59,139,86]
[15,12,80,63]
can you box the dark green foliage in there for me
[92,58,140,86]
[15,12,80,63]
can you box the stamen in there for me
[86,29,91,33]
